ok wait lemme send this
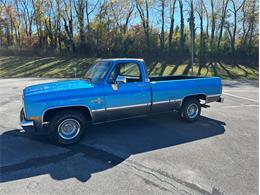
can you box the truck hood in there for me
[23,79,94,97]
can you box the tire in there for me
[181,98,201,122]
[48,110,87,145]
[20,108,25,122]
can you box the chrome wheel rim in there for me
[187,103,198,119]
[58,119,80,140]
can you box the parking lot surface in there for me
[0,78,258,195]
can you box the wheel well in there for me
[43,106,92,122]
[182,94,206,104]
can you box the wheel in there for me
[181,98,201,122]
[48,110,87,145]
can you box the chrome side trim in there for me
[153,100,170,105]
[106,103,148,111]
[92,108,106,112]
[21,120,34,127]
[170,99,182,103]
[92,108,182,125]
[153,99,183,105]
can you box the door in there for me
[104,62,151,120]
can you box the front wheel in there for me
[48,110,87,145]
[181,98,201,122]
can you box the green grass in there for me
[0,56,258,79]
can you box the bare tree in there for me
[20,0,34,38]
[210,0,216,51]
[196,0,206,75]
[188,0,195,74]
[32,0,45,48]
[110,0,134,54]
[62,0,75,52]
[226,0,246,60]
[247,0,257,48]
[168,0,177,51]
[74,0,86,49]
[86,0,99,32]
[136,0,151,50]
[178,0,185,60]
[217,0,229,48]
[159,0,166,52]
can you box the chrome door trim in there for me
[106,103,148,111]
[153,100,170,105]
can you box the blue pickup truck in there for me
[20,58,224,144]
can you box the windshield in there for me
[84,61,111,83]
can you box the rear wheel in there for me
[48,110,87,145]
[181,98,201,122]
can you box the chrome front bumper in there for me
[20,120,36,133]
[217,96,224,103]
[20,108,36,132]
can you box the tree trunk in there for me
[217,0,229,48]
[160,0,165,53]
[168,0,176,51]
[210,0,215,54]
[179,0,185,61]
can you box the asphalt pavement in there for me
[0,78,258,195]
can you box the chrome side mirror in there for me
[116,75,127,84]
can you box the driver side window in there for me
[108,62,142,83]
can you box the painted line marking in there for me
[223,92,259,103]
[223,90,258,93]
[222,104,258,109]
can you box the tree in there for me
[32,0,45,48]
[74,0,86,50]
[168,0,177,51]
[196,0,206,75]
[109,0,134,54]
[225,0,246,61]
[62,0,76,52]
[86,0,99,32]
[217,0,229,49]
[135,0,151,51]
[20,0,34,40]
[210,0,216,53]
[0,0,258,65]
[188,0,195,74]
[178,0,185,61]
[159,0,166,52]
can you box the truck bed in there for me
[149,76,222,113]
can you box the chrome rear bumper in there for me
[217,96,224,103]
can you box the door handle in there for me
[137,84,145,87]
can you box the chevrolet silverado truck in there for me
[20,58,224,144]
